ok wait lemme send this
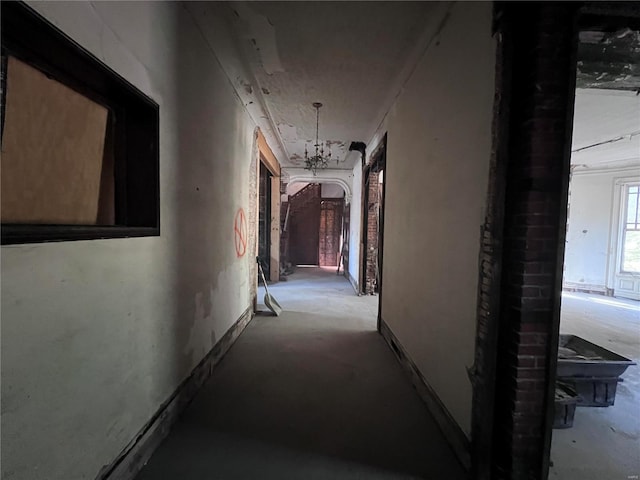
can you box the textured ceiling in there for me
[208,1,437,169]
[571,88,640,170]
[190,3,640,173]
[577,28,640,90]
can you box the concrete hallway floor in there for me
[136,267,466,480]
[550,292,640,480]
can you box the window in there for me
[1,2,159,244]
[622,184,640,273]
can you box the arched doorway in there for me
[281,181,348,275]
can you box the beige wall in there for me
[1,2,268,479]
[380,2,495,436]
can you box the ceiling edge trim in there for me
[284,168,353,203]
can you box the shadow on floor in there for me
[136,272,465,479]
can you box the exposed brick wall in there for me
[471,5,510,477]
[495,5,578,479]
[364,171,379,295]
[473,4,579,480]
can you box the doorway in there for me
[258,160,272,278]
[471,4,640,479]
[284,182,347,271]
[319,198,344,268]
[549,35,640,480]
[360,137,386,297]
[288,183,321,266]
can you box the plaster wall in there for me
[1,2,262,479]
[564,169,640,290]
[348,164,363,290]
[379,2,495,436]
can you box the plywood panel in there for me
[1,56,108,224]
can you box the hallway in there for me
[135,268,465,480]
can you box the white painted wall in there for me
[378,2,495,436]
[1,2,262,479]
[564,168,640,290]
[563,89,640,291]
[348,164,363,290]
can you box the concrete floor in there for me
[550,292,640,480]
[136,267,466,480]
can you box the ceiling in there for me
[571,88,640,170]
[186,3,640,173]
[577,28,640,90]
[187,1,438,170]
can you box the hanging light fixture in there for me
[304,102,331,175]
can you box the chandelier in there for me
[304,102,331,175]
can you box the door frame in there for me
[258,161,272,278]
[359,135,387,298]
[257,130,281,282]
[470,4,579,479]
[472,4,640,479]
[374,135,387,332]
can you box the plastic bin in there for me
[553,382,578,428]
[557,334,635,378]
[564,376,620,407]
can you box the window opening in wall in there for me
[2,56,115,226]
[622,184,640,273]
[1,2,159,244]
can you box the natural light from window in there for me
[622,184,640,273]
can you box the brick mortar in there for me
[474,4,579,480]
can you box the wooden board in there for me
[319,199,344,267]
[1,56,108,224]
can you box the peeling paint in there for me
[233,4,285,75]
[277,123,298,143]
[242,82,253,95]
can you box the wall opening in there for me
[282,181,347,274]
[258,160,272,279]
[473,4,640,480]
[1,2,160,244]
[550,24,640,480]
[360,137,386,298]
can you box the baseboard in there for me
[95,306,254,480]
[562,282,610,296]
[379,318,471,472]
[347,271,359,294]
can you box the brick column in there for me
[365,171,380,294]
[485,4,579,480]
